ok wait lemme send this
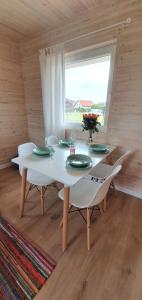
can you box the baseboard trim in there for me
[116,185,142,200]
[0,162,12,170]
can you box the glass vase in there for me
[88,129,93,144]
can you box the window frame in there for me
[64,43,116,132]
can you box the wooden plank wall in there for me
[0,37,28,165]
[21,1,142,194]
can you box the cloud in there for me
[65,59,110,103]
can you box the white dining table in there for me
[12,141,115,251]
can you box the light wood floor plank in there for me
[0,166,142,300]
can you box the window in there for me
[65,44,116,131]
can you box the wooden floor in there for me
[1,166,142,300]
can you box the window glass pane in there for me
[65,55,111,126]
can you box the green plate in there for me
[33,146,54,156]
[89,144,109,153]
[66,154,92,168]
[59,138,74,147]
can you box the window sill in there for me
[64,121,106,133]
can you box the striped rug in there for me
[0,217,56,300]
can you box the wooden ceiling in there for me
[0,0,141,40]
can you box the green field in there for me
[65,112,104,125]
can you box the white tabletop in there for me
[12,141,115,186]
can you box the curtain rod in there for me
[39,18,131,51]
[63,17,131,45]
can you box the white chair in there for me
[89,150,131,181]
[18,142,55,216]
[88,150,131,212]
[58,165,121,250]
[45,135,59,146]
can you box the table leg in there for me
[20,168,27,217]
[62,186,70,252]
[103,196,107,212]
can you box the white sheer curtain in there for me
[39,43,65,138]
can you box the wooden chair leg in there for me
[20,168,27,218]
[52,181,60,191]
[25,183,31,200]
[87,208,91,251]
[112,180,116,191]
[98,203,104,215]
[40,187,44,216]
[59,217,64,228]
[103,196,107,212]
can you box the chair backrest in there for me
[18,142,36,175]
[89,165,122,207]
[113,150,132,168]
[18,142,36,157]
[45,136,59,146]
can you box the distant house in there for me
[75,100,94,109]
[65,98,78,113]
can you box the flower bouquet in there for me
[82,114,101,143]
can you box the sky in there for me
[65,57,111,104]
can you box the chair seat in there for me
[59,165,121,250]
[27,169,54,186]
[89,163,113,178]
[58,177,101,209]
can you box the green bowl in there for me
[89,144,109,153]
[33,146,53,156]
[59,138,74,147]
[66,154,92,168]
